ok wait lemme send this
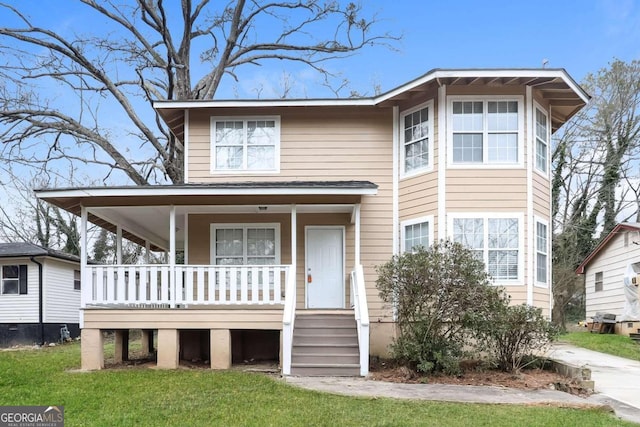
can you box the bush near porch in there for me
[377,241,557,375]
[0,343,629,426]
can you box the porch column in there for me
[81,328,104,370]
[113,329,129,363]
[145,241,151,264]
[291,205,297,275]
[80,207,88,320]
[210,329,231,369]
[116,226,123,264]
[169,206,176,308]
[157,329,179,369]
[355,203,361,266]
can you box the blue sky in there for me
[10,0,640,99]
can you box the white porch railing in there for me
[281,265,297,376]
[350,264,369,376]
[82,264,289,307]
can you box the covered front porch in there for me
[36,182,374,375]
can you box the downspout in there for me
[30,256,44,346]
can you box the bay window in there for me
[535,219,548,286]
[535,107,549,174]
[401,102,433,175]
[450,214,522,283]
[449,97,523,166]
[401,216,433,253]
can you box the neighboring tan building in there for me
[36,68,589,375]
[0,242,81,346]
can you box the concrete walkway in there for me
[284,343,640,424]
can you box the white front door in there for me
[306,227,344,308]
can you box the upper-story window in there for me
[211,117,280,173]
[448,97,523,167]
[535,107,549,174]
[401,101,433,176]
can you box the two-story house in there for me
[36,68,588,375]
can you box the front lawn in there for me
[0,343,631,426]
[560,331,640,361]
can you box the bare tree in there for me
[0,0,398,184]
[552,59,640,328]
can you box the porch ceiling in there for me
[35,181,376,251]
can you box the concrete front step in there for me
[292,353,359,364]
[293,333,358,345]
[290,363,360,376]
[292,343,359,355]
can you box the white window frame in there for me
[400,100,435,178]
[209,223,281,265]
[73,269,81,291]
[594,271,603,292]
[210,116,281,174]
[447,96,524,168]
[534,103,550,177]
[400,215,434,253]
[534,217,549,287]
[1,264,25,295]
[447,212,524,285]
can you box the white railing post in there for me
[351,264,369,376]
[169,206,176,307]
[282,265,296,375]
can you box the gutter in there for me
[30,256,44,346]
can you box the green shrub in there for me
[470,303,558,372]
[376,241,506,375]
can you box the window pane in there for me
[452,101,483,131]
[216,146,243,169]
[247,228,276,257]
[488,250,518,280]
[2,279,18,294]
[215,121,243,145]
[488,218,518,248]
[247,120,276,145]
[453,218,483,249]
[536,109,548,143]
[404,222,429,252]
[536,139,547,172]
[405,139,428,171]
[3,265,19,278]
[487,101,518,131]
[247,146,275,170]
[536,222,547,253]
[453,134,483,163]
[216,229,243,256]
[487,133,517,162]
[537,253,547,283]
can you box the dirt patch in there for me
[369,360,591,396]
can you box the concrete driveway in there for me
[548,343,640,423]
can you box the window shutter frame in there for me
[19,264,27,294]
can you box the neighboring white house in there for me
[576,223,640,321]
[0,242,82,346]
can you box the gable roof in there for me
[154,68,590,144]
[0,242,81,264]
[575,223,640,274]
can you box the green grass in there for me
[0,343,632,426]
[560,331,640,361]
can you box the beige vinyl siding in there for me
[0,258,38,323]
[584,231,640,319]
[83,308,284,330]
[187,107,394,319]
[446,169,528,210]
[533,287,551,316]
[43,258,81,323]
[532,172,550,218]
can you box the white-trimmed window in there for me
[449,97,523,166]
[1,264,27,295]
[210,224,280,265]
[401,101,433,175]
[74,270,81,291]
[401,216,434,253]
[595,271,603,292]
[535,219,548,286]
[535,107,549,174]
[211,117,280,172]
[450,214,522,283]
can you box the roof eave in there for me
[575,223,640,274]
